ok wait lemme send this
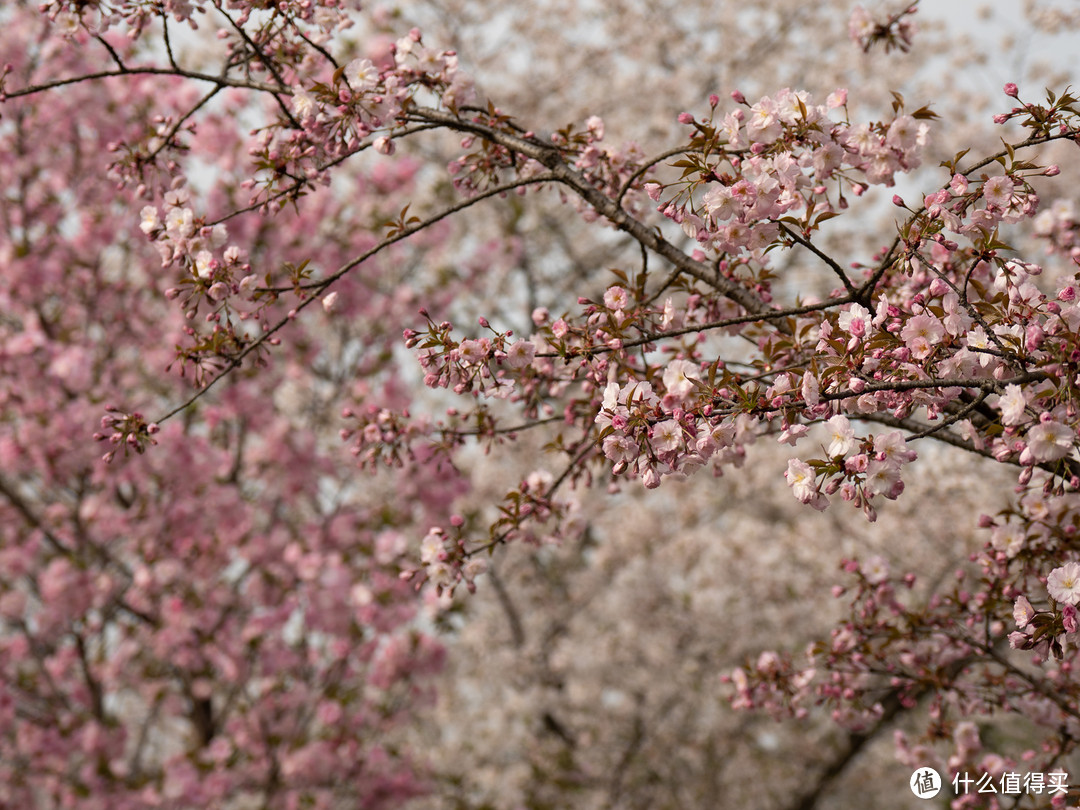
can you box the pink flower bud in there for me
[1064,604,1078,634]
[927,278,949,297]
[1025,323,1044,351]
[1003,82,1019,98]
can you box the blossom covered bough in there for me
[6,0,1080,806]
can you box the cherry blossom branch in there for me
[904,389,990,440]
[852,133,1071,308]
[901,132,1073,298]
[161,16,181,72]
[155,172,558,423]
[286,18,340,71]
[541,298,850,359]
[912,245,1021,363]
[3,67,282,99]
[94,33,127,71]
[465,435,595,558]
[73,632,106,722]
[955,132,1076,177]
[445,414,565,438]
[147,84,223,165]
[214,5,300,128]
[856,232,908,307]
[207,123,446,229]
[950,633,1080,723]
[858,412,993,458]
[409,107,774,315]
[820,372,1048,401]
[615,146,692,208]
[778,223,858,296]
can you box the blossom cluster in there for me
[594,374,762,488]
[264,29,473,204]
[139,187,242,299]
[1010,563,1080,661]
[409,524,488,597]
[647,87,931,264]
[784,422,917,519]
[341,404,436,469]
[564,116,652,219]
[411,314,538,400]
[847,3,918,53]
[93,406,160,463]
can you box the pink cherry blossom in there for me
[983,175,1014,208]
[1048,563,1080,605]
[505,339,536,368]
[997,384,1028,426]
[899,313,945,359]
[651,419,684,454]
[662,358,701,400]
[1013,595,1035,629]
[1025,420,1074,462]
[825,414,855,457]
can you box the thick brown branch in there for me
[409,107,775,317]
